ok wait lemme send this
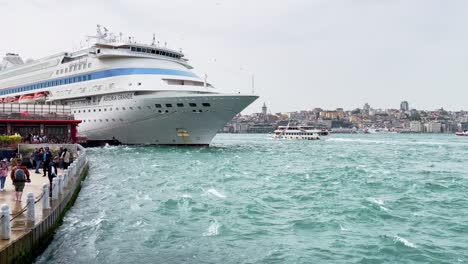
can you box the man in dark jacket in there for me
[43,147,53,177]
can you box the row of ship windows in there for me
[129,47,181,59]
[284,133,317,135]
[0,74,94,95]
[81,108,207,123]
[56,63,92,76]
[73,103,211,113]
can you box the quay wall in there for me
[0,144,89,264]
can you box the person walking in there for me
[43,147,52,177]
[61,148,71,169]
[10,159,31,202]
[0,161,8,191]
[49,156,59,193]
[34,148,43,174]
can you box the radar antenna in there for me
[152,34,156,46]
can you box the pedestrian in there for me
[61,148,71,169]
[34,148,43,174]
[10,157,17,168]
[58,147,64,169]
[49,156,59,192]
[10,159,31,202]
[0,161,8,191]
[43,147,52,177]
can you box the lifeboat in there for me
[33,92,47,102]
[455,131,468,136]
[4,96,18,103]
[18,94,35,104]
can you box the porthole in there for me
[122,107,126,110]
[165,103,172,107]
[202,103,211,107]
[177,103,184,107]
[189,103,197,107]
[137,106,142,110]
[155,104,162,108]
[138,83,142,86]
[158,110,162,113]
[93,109,96,112]
[129,107,133,110]
[165,110,169,113]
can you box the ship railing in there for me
[0,103,73,120]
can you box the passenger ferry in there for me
[274,126,329,140]
[0,25,258,145]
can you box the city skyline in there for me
[1,0,468,113]
[257,100,467,115]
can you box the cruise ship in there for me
[0,26,258,145]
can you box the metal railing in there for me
[0,144,87,240]
[0,103,73,120]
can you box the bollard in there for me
[0,204,10,240]
[63,169,69,186]
[58,175,64,195]
[42,184,50,210]
[68,165,74,177]
[52,178,59,200]
[26,193,35,222]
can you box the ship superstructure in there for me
[0,26,258,145]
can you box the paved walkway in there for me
[0,168,62,249]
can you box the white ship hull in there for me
[76,94,257,145]
[0,26,259,145]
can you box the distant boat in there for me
[18,94,35,104]
[274,126,328,140]
[455,131,468,136]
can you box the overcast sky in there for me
[1,0,467,113]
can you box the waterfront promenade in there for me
[0,144,88,264]
[0,168,52,248]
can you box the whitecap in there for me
[367,198,385,205]
[379,205,389,212]
[181,194,192,199]
[203,220,220,237]
[394,235,416,248]
[339,224,349,231]
[204,188,226,199]
[369,197,385,205]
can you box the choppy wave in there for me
[35,134,468,264]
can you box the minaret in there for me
[262,102,267,116]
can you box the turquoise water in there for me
[36,134,468,263]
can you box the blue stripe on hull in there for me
[0,67,198,96]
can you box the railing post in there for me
[43,184,50,210]
[26,193,35,222]
[0,204,10,240]
[52,178,59,200]
[63,169,68,185]
[58,175,64,195]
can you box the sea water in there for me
[35,134,468,263]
